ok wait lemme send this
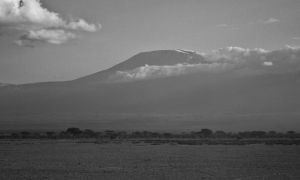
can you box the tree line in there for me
[0,128,299,139]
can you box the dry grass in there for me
[0,140,299,179]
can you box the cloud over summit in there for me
[0,0,101,45]
[110,46,300,82]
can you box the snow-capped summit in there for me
[175,49,199,54]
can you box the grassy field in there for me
[0,140,299,180]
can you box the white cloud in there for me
[0,0,101,46]
[263,62,273,66]
[109,46,300,82]
[248,18,280,25]
[111,63,233,82]
[0,0,62,27]
[263,18,279,24]
[293,37,300,40]
[20,29,76,44]
[67,19,101,32]
[216,24,239,30]
[216,24,229,28]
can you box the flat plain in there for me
[0,140,299,180]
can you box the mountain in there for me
[74,49,208,84]
[1,48,300,131]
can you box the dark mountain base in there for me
[1,113,299,132]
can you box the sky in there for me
[0,0,300,84]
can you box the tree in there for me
[200,129,213,138]
[46,132,55,138]
[32,132,42,139]
[11,133,20,139]
[66,128,82,136]
[286,131,296,139]
[214,130,227,138]
[267,131,278,138]
[163,133,173,139]
[82,129,96,138]
[249,131,266,138]
[104,130,118,139]
[21,131,30,138]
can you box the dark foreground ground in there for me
[0,140,299,180]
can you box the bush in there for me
[46,132,55,138]
[82,129,96,138]
[66,128,82,137]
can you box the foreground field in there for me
[0,140,299,180]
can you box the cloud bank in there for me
[0,0,101,45]
[18,29,77,45]
[109,46,300,82]
[263,18,279,24]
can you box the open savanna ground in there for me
[0,140,299,180]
